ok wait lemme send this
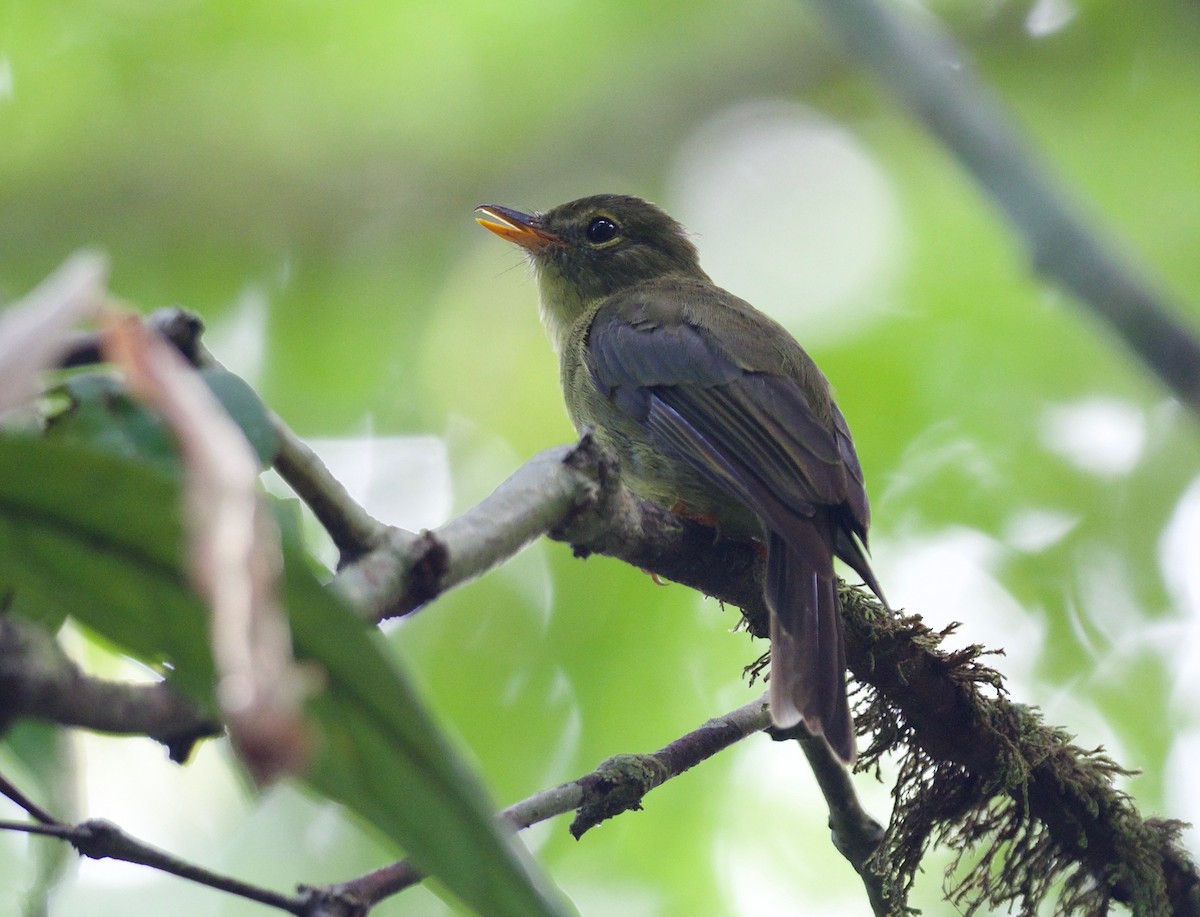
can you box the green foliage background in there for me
[2,1,1199,914]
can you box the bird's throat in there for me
[535,270,594,356]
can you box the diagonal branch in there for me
[331,434,1198,914]
[333,437,619,623]
[321,697,888,914]
[781,720,888,913]
[40,310,1200,912]
[806,0,1200,416]
[316,697,792,910]
[0,772,309,914]
[192,339,391,567]
[332,431,761,625]
[0,614,220,764]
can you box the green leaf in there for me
[45,367,279,470]
[0,434,213,697]
[198,366,279,467]
[44,372,181,474]
[284,556,573,917]
[0,435,571,917]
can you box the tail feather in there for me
[835,527,889,610]
[764,524,855,762]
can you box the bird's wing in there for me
[585,287,853,528]
[586,285,868,760]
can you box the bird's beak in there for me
[475,205,557,251]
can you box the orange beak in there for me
[475,205,557,251]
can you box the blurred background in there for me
[2,1,1199,914]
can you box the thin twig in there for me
[192,341,391,566]
[0,774,309,914]
[69,818,307,913]
[0,771,62,826]
[266,410,390,566]
[333,435,613,622]
[322,695,775,907]
[807,0,1200,416]
[0,615,220,763]
[781,724,889,914]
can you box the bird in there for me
[476,193,885,761]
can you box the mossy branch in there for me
[41,311,1200,914]
[340,433,1198,915]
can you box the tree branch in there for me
[333,434,620,623]
[842,597,1200,915]
[0,770,59,825]
[269,415,389,566]
[0,614,220,764]
[0,772,310,914]
[332,432,762,625]
[40,310,1200,912]
[317,696,781,910]
[347,434,1197,913]
[806,0,1200,416]
[191,339,391,567]
[776,720,888,913]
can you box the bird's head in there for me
[476,195,707,334]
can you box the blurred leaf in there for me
[45,373,180,473]
[2,722,74,914]
[0,435,213,697]
[45,367,278,471]
[0,434,569,917]
[197,366,279,467]
[282,533,572,917]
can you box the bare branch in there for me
[268,413,390,565]
[194,336,391,565]
[193,339,390,566]
[807,0,1200,416]
[68,818,306,912]
[0,769,62,826]
[0,773,307,913]
[321,695,776,908]
[331,431,762,625]
[333,435,615,622]
[0,615,219,764]
[779,721,888,914]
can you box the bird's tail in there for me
[764,523,854,762]
[835,527,889,611]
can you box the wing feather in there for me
[584,281,875,761]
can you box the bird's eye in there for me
[585,216,619,245]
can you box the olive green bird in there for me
[476,194,885,761]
